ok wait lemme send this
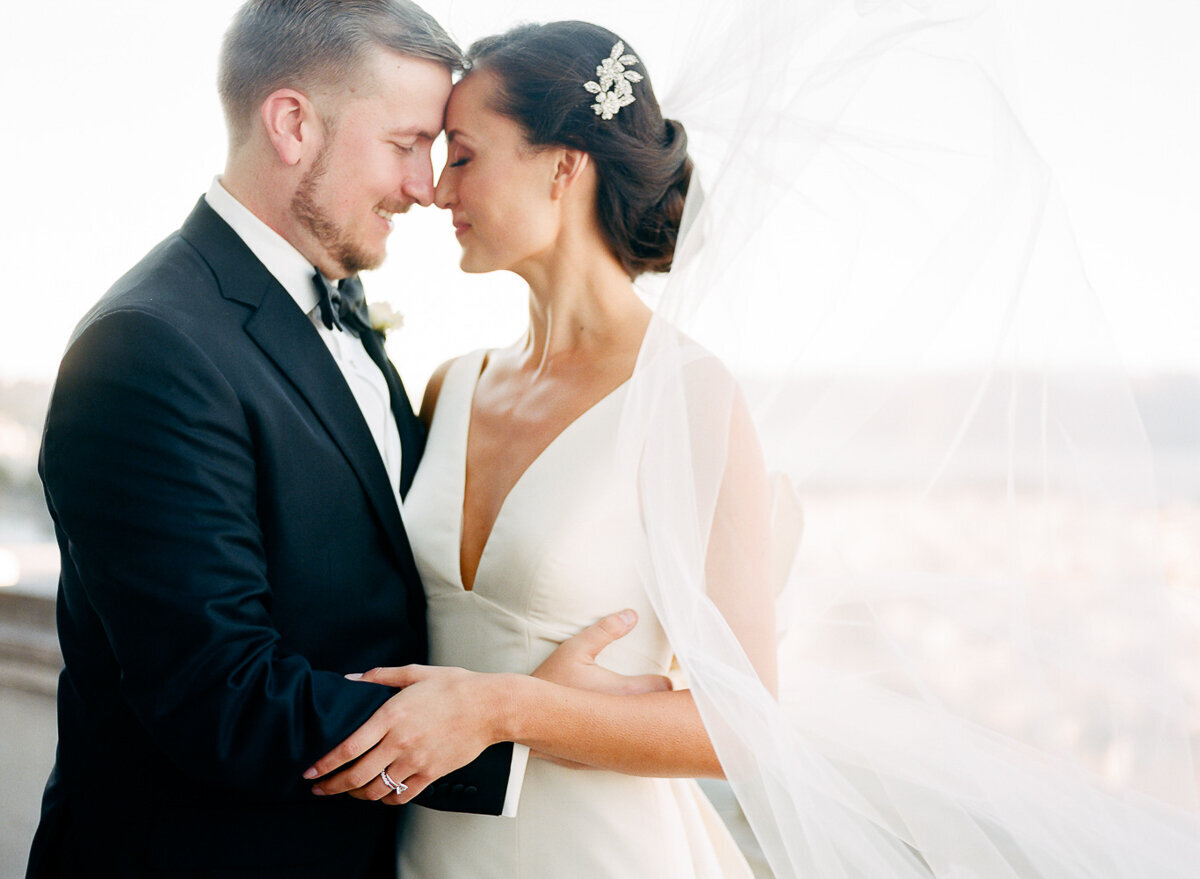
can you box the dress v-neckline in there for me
[455,351,630,592]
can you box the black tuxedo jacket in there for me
[26,199,511,878]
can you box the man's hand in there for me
[531,609,673,695]
[527,609,673,770]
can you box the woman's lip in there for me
[454,222,470,237]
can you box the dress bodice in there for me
[399,348,750,879]
[403,349,673,679]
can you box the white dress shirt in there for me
[203,179,528,816]
[205,179,403,512]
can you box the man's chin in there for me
[334,243,387,276]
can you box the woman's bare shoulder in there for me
[418,356,463,429]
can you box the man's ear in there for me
[260,88,319,166]
[550,148,591,200]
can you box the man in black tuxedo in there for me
[25,2,636,875]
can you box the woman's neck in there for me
[515,241,650,373]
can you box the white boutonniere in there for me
[368,301,403,335]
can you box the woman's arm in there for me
[515,384,776,774]
[418,357,455,430]
[512,385,777,777]
[318,660,718,788]
[702,384,778,695]
[301,611,700,802]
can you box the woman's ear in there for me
[550,148,592,200]
[259,88,319,166]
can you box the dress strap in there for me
[438,349,487,427]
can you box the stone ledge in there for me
[0,590,60,697]
[0,659,58,697]
[0,589,56,629]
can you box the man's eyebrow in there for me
[387,126,440,140]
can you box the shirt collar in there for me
[204,177,321,314]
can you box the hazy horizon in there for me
[1,0,1198,385]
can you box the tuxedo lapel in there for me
[179,199,415,568]
[372,350,425,497]
[244,297,413,558]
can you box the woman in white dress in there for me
[313,19,773,878]
[396,20,772,878]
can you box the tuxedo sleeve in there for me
[41,309,396,799]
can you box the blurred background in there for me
[1,1,1197,875]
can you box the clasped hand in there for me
[304,608,671,804]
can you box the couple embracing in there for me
[27,1,769,876]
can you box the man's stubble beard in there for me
[291,140,381,275]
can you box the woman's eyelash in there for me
[450,158,469,168]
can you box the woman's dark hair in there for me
[465,21,692,277]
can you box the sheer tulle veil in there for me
[432,0,1200,874]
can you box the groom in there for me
[26,2,636,877]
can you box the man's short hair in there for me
[219,0,462,145]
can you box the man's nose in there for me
[402,174,435,208]
[433,171,454,210]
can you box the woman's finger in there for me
[312,743,404,797]
[380,770,432,806]
[351,664,431,688]
[304,711,392,780]
[345,766,410,802]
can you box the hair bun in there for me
[628,117,696,274]
[626,119,692,275]
[465,23,692,278]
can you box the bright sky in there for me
[1,0,1196,387]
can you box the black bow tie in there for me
[307,269,422,497]
[312,271,373,337]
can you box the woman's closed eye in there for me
[449,157,470,168]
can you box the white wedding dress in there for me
[399,348,753,879]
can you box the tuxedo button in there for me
[465,786,478,797]
[435,782,450,795]
[451,783,464,796]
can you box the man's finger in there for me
[566,609,638,661]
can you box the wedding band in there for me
[380,768,408,794]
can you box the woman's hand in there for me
[303,609,662,800]
[304,664,511,804]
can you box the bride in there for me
[310,20,769,877]
[308,6,1200,878]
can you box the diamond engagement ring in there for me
[380,768,408,794]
